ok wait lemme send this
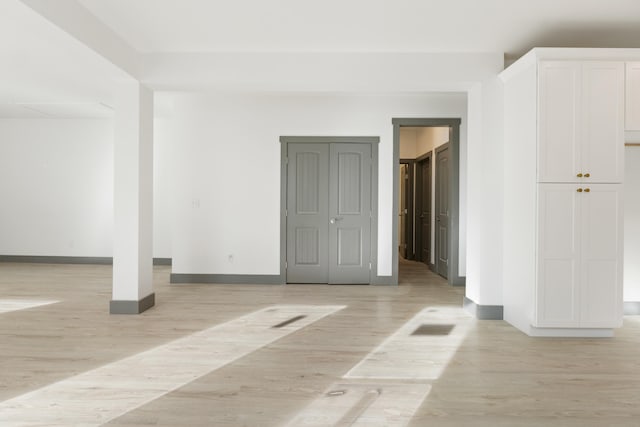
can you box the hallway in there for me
[1,262,639,426]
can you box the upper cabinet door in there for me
[626,62,640,131]
[538,61,624,184]
[581,62,624,183]
[538,61,581,183]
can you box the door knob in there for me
[584,188,590,193]
[584,173,590,178]
[577,188,583,193]
[577,173,583,178]
[330,217,343,224]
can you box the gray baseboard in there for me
[624,302,640,315]
[172,273,397,286]
[452,276,466,287]
[463,296,504,320]
[0,255,113,265]
[0,255,172,266]
[370,275,396,286]
[170,274,284,285]
[110,293,155,314]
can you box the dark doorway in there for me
[399,160,414,260]
[415,152,432,267]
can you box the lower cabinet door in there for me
[536,184,580,327]
[579,184,623,327]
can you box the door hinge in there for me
[369,262,372,270]
[285,261,288,269]
[285,209,288,217]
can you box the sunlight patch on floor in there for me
[0,305,345,427]
[0,299,59,314]
[344,306,473,380]
[285,383,431,427]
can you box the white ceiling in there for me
[2,0,640,118]
[0,1,123,117]
[77,0,640,58]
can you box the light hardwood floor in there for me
[1,260,640,426]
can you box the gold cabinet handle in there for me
[584,188,590,193]
[577,188,583,193]
[584,173,590,178]
[577,173,583,178]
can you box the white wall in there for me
[149,50,503,297]
[0,117,173,260]
[168,92,468,277]
[416,127,449,157]
[399,128,417,159]
[153,116,172,259]
[0,119,114,257]
[624,146,640,301]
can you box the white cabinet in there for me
[501,50,627,337]
[626,62,640,130]
[536,184,623,328]
[538,61,624,183]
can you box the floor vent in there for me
[411,324,455,336]
[272,315,307,328]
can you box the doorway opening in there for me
[392,119,463,286]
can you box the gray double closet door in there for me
[287,142,372,284]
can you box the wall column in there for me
[110,81,155,314]
[464,77,505,319]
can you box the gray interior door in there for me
[286,143,329,283]
[417,156,432,266]
[329,143,372,284]
[435,144,450,278]
[287,142,372,284]
[399,164,407,258]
